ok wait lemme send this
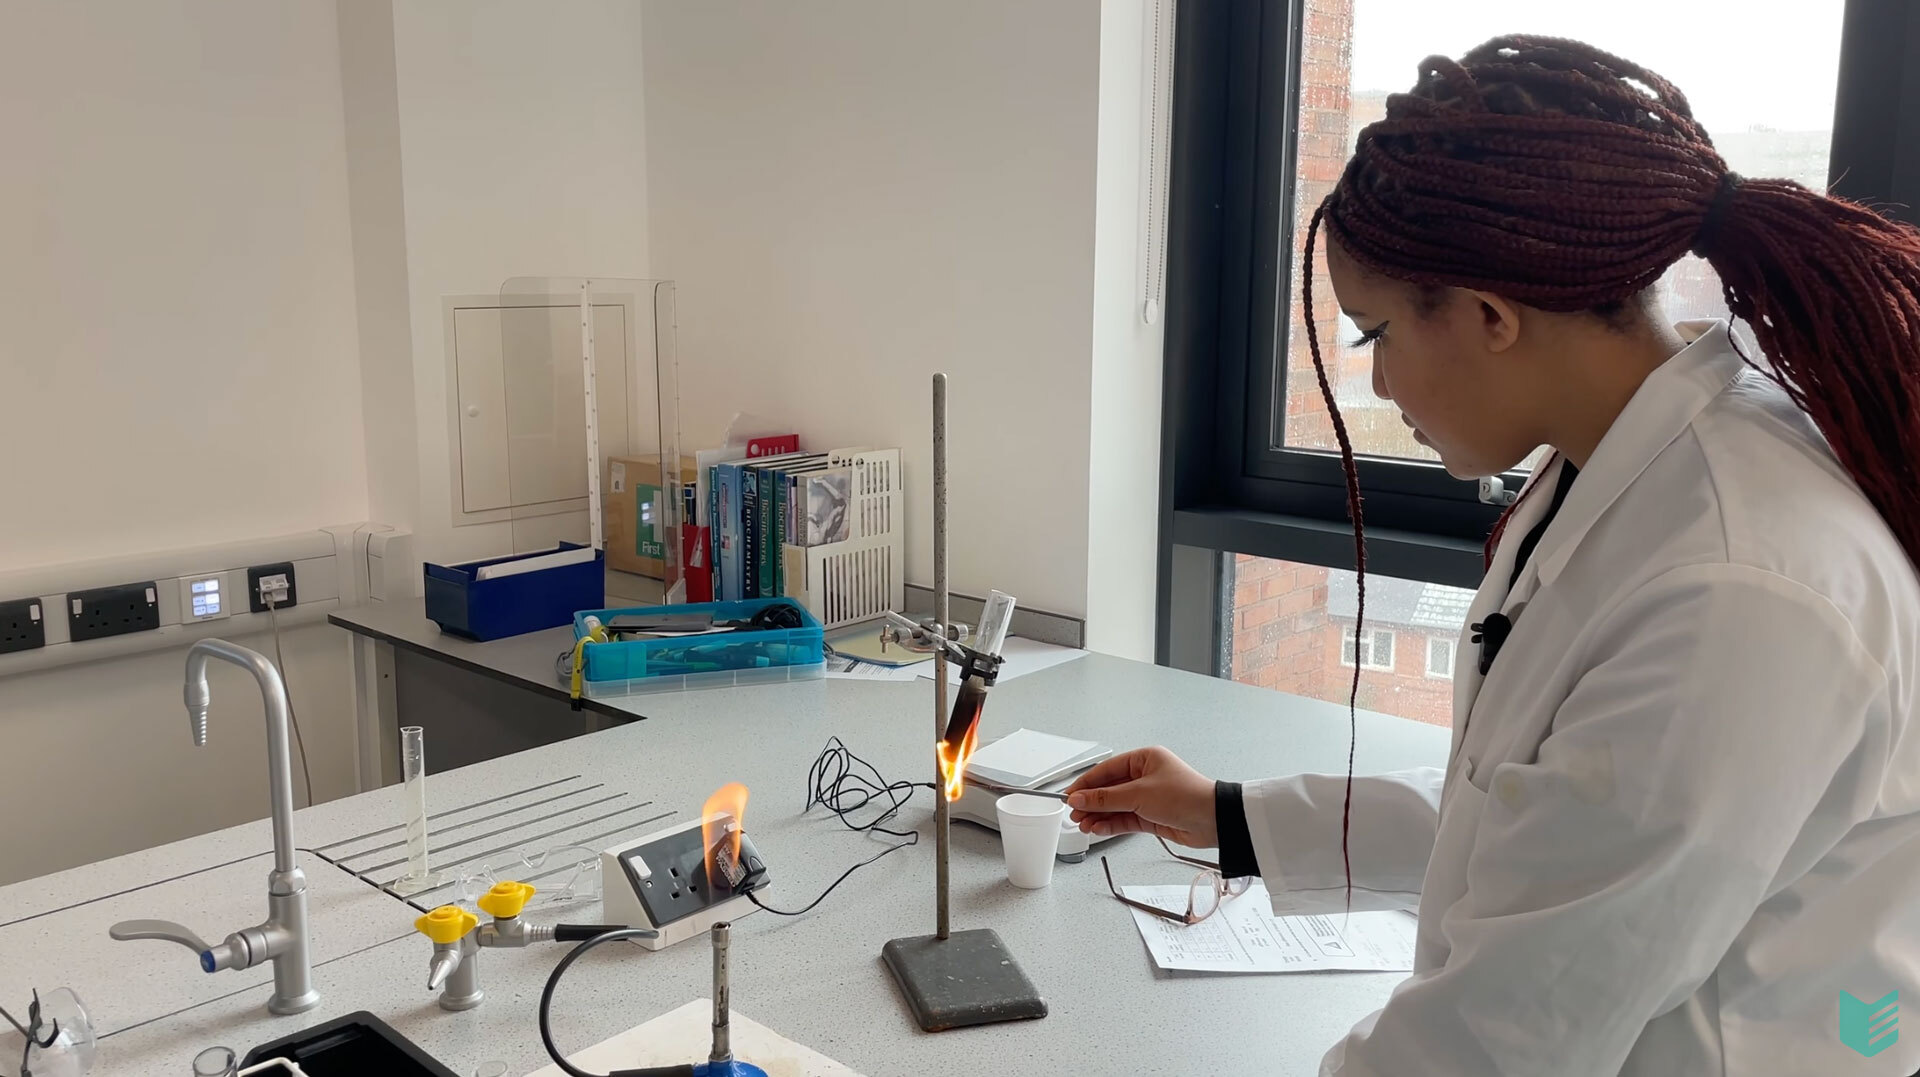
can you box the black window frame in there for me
[1156,0,1920,671]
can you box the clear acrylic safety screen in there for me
[491,277,684,599]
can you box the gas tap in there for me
[415,881,634,1011]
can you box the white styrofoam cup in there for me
[996,793,1067,888]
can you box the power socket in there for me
[601,816,769,950]
[249,562,298,612]
[0,597,46,655]
[69,583,160,642]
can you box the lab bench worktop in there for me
[1,616,1449,1076]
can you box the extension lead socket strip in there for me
[0,524,413,679]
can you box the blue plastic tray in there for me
[574,597,825,695]
[425,543,604,641]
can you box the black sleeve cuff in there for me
[1215,780,1260,879]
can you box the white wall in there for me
[0,623,354,884]
[0,0,369,569]
[1084,1,1167,659]
[641,0,1104,618]
[386,0,654,567]
[0,0,1164,883]
[339,0,423,533]
[0,0,366,882]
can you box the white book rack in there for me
[782,448,904,629]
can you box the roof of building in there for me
[1326,571,1474,631]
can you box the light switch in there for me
[180,575,231,622]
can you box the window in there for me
[1231,557,1469,727]
[1340,627,1393,671]
[1371,630,1394,669]
[1274,0,1846,470]
[1427,637,1454,680]
[1158,0,1912,672]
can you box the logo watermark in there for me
[1839,989,1899,1058]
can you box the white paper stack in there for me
[966,727,1110,790]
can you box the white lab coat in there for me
[1243,322,1920,1076]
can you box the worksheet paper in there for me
[823,655,922,681]
[1122,883,1417,973]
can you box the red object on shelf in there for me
[746,435,800,458]
[681,523,714,602]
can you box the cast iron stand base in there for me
[881,928,1048,1032]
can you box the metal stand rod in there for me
[877,373,1047,1035]
[933,372,952,941]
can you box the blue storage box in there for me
[573,597,825,696]
[425,543,605,641]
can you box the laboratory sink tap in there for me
[108,638,320,1016]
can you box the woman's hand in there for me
[1064,746,1219,848]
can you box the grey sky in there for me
[1350,0,1845,133]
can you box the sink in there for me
[244,1011,460,1077]
[0,853,413,1036]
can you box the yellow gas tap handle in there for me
[415,905,478,944]
[476,880,536,920]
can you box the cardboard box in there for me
[604,454,699,579]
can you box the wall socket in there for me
[69,583,160,642]
[0,598,46,654]
[249,562,298,612]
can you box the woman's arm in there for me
[1065,748,1446,913]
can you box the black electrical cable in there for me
[729,738,930,918]
[740,837,915,917]
[264,595,316,808]
[803,736,933,841]
[538,928,693,1077]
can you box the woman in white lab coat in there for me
[1067,37,1920,1076]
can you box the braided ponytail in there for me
[1303,34,1920,913]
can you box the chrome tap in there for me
[109,639,319,1016]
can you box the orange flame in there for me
[701,782,749,889]
[936,722,981,802]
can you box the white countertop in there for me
[2,623,1448,1076]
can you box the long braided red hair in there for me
[1302,36,1920,912]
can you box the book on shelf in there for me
[800,467,854,547]
[695,446,741,600]
[778,460,837,584]
[697,443,892,607]
[714,448,814,601]
[713,460,746,601]
[745,452,825,600]
[744,451,821,595]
